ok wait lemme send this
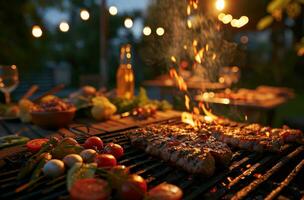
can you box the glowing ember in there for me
[253,173,262,178]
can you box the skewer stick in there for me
[231,146,304,200]
[33,84,65,103]
[265,159,304,200]
[21,85,39,100]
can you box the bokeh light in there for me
[143,26,152,36]
[218,13,225,21]
[222,14,232,24]
[32,25,42,38]
[124,18,133,29]
[156,27,165,36]
[80,9,90,21]
[215,0,225,11]
[109,6,118,16]
[59,22,69,32]
[240,36,249,44]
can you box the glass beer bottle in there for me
[116,44,134,99]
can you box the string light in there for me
[230,19,239,28]
[80,9,90,21]
[239,16,249,27]
[109,6,118,16]
[156,27,165,36]
[215,0,225,11]
[143,26,152,36]
[218,13,225,21]
[222,14,232,24]
[124,18,133,29]
[59,22,69,32]
[32,25,42,38]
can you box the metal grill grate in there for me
[0,118,303,200]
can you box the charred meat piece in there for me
[126,124,232,176]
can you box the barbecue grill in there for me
[0,117,303,200]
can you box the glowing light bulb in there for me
[80,9,90,20]
[143,26,152,36]
[32,25,42,38]
[222,14,232,24]
[59,22,69,32]
[124,18,133,29]
[215,0,225,11]
[156,27,165,36]
[218,13,225,21]
[109,6,118,16]
[239,16,249,27]
[231,19,239,28]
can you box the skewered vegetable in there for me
[42,159,65,178]
[95,154,117,169]
[104,143,124,159]
[52,137,83,159]
[67,163,97,191]
[63,154,83,168]
[70,178,111,200]
[26,138,49,153]
[118,174,147,200]
[147,183,183,200]
[0,135,29,149]
[83,136,104,151]
[80,149,97,163]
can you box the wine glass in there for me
[0,65,19,104]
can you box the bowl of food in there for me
[31,98,76,129]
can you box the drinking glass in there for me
[0,65,19,104]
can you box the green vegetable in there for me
[30,153,52,181]
[91,96,117,121]
[67,163,97,191]
[52,144,84,159]
[0,135,30,149]
[112,87,172,113]
[18,137,59,180]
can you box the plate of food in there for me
[0,103,20,121]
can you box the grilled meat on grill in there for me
[201,121,303,152]
[126,124,232,176]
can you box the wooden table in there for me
[0,110,181,159]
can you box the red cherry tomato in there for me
[147,183,183,200]
[70,178,111,200]
[111,165,129,175]
[94,154,117,169]
[109,165,129,189]
[104,143,124,159]
[26,138,49,153]
[83,136,103,151]
[119,174,147,200]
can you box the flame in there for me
[185,95,190,110]
[194,48,204,64]
[199,101,218,121]
[181,112,195,127]
[187,5,191,15]
[169,68,188,91]
[181,112,201,127]
[265,132,270,137]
